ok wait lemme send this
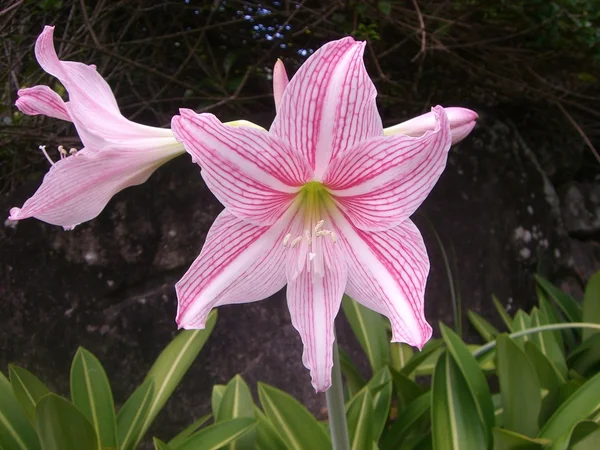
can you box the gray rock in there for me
[560,182,600,237]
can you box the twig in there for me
[556,101,600,165]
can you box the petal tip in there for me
[8,207,23,221]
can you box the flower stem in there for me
[326,339,350,450]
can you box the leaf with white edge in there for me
[9,365,50,423]
[431,353,487,450]
[254,407,287,450]
[535,275,583,324]
[176,418,257,450]
[496,334,541,437]
[583,271,600,340]
[441,324,494,446]
[153,437,173,450]
[137,311,217,447]
[0,371,41,450]
[342,295,390,373]
[168,414,211,448]
[467,311,499,342]
[538,371,600,441]
[380,392,430,450]
[35,393,100,450]
[365,366,392,442]
[70,347,117,449]
[493,296,514,331]
[511,310,532,347]
[400,339,444,377]
[529,308,567,377]
[211,385,226,417]
[492,428,548,450]
[216,375,255,450]
[117,378,155,450]
[346,388,373,450]
[258,383,330,450]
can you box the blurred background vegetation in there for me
[1,0,599,195]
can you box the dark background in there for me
[1,0,599,443]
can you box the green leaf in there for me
[468,311,499,342]
[168,414,211,448]
[254,407,287,450]
[258,383,330,450]
[524,342,565,391]
[380,392,430,450]
[390,342,414,373]
[0,371,41,450]
[116,378,155,450]
[441,324,494,445]
[34,393,100,450]
[70,347,117,449]
[211,385,227,417]
[538,371,600,441]
[535,275,583,323]
[216,375,255,450]
[391,369,421,411]
[571,421,600,450]
[9,365,50,423]
[400,339,444,377]
[539,380,581,427]
[568,333,600,377]
[346,388,373,450]
[342,295,389,373]
[176,418,257,450]
[492,428,549,449]
[529,309,567,376]
[493,295,514,331]
[496,334,541,437]
[365,367,392,441]
[583,272,600,340]
[338,348,366,398]
[511,310,532,346]
[153,437,173,450]
[431,353,487,450]
[138,311,217,446]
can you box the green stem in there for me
[472,322,600,358]
[326,339,350,450]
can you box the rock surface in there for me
[0,111,592,442]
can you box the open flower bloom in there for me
[172,37,476,391]
[9,26,257,229]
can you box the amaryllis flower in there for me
[9,26,256,229]
[172,37,476,391]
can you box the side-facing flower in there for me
[172,38,474,391]
[9,26,260,229]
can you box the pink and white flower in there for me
[9,26,259,229]
[172,37,477,391]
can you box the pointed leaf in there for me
[492,428,548,450]
[467,311,499,342]
[0,371,41,450]
[390,342,414,373]
[583,272,600,340]
[365,367,392,441]
[254,407,287,450]
[431,353,487,450]
[493,296,514,331]
[136,311,217,446]
[117,378,155,450]
[511,310,531,347]
[535,275,582,323]
[168,414,211,448]
[342,295,390,373]
[9,365,50,423]
[35,393,100,450]
[441,324,494,444]
[258,383,330,450]
[400,339,444,377]
[153,437,173,450]
[70,347,117,449]
[346,388,373,450]
[524,342,564,391]
[529,309,567,376]
[496,334,541,436]
[380,392,430,450]
[216,375,255,450]
[211,385,226,417]
[538,371,600,440]
[176,418,257,450]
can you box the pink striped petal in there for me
[384,107,478,144]
[324,106,451,231]
[172,109,311,225]
[270,37,382,179]
[34,26,172,150]
[273,59,289,113]
[8,139,181,228]
[330,209,432,348]
[176,209,291,329]
[16,85,71,122]
[286,233,347,392]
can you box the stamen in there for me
[290,236,303,248]
[304,229,312,243]
[314,220,324,233]
[69,148,78,155]
[283,233,292,246]
[38,145,55,166]
[58,145,68,159]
